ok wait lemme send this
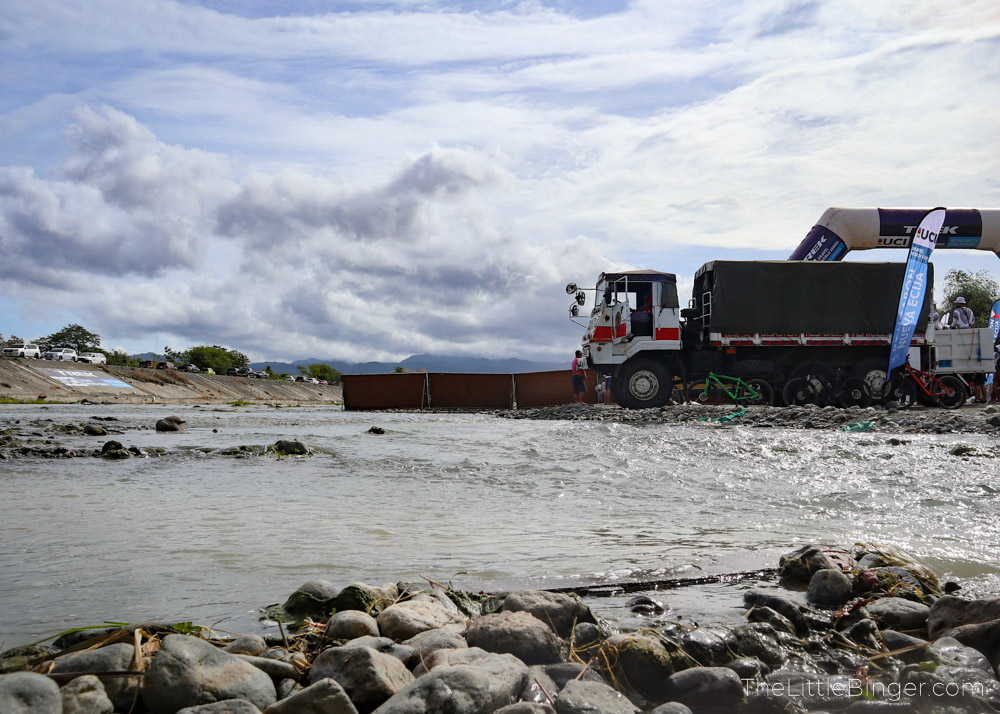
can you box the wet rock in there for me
[0,671,62,713]
[880,630,929,664]
[927,595,1000,639]
[553,679,640,714]
[495,704,556,714]
[755,671,855,712]
[865,597,930,631]
[156,416,187,432]
[606,632,674,703]
[51,642,138,710]
[647,705,693,714]
[224,635,268,657]
[807,568,853,609]
[501,590,596,638]
[327,611,380,640]
[310,646,413,712]
[282,579,338,619]
[376,599,465,642]
[778,544,839,584]
[680,626,738,666]
[724,657,770,681]
[570,622,602,651]
[83,424,107,436]
[272,440,310,455]
[742,590,810,636]
[845,618,880,650]
[938,618,1000,670]
[465,610,562,665]
[413,647,527,710]
[371,665,491,714]
[903,637,1000,711]
[233,655,299,681]
[263,678,357,713]
[626,595,667,615]
[331,583,399,616]
[142,634,276,714]
[61,674,114,714]
[99,440,132,459]
[746,606,797,636]
[367,427,385,435]
[666,666,745,711]
[735,623,785,667]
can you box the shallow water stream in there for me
[2,403,999,647]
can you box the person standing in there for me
[951,297,975,329]
[571,350,587,404]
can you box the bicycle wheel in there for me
[882,377,916,409]
[783,378,816,406]
[836,377,872,408]
[742,378,774,406]
[688,384,718,404]
[934,375,966,409]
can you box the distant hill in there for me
[249,353,566,375]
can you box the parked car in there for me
[181,364,201,373]
[227,367,251,377]
[1,343,41,359]
[138,360,156,368]
[284,375,295,382]
[156,361,175,370]
[42,347,78,361]
[205,367,215,375]
[254,371,269,379]
[77,352,107,365]
[318,380,328,385]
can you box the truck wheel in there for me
[613,359,672,409]
[934,375,966,409]
[741,379,773,406]
[852,358,886,402]
[783,378,815,406]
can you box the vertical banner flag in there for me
[886,207,947,382]
[990,299,1000,342]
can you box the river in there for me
[2,403,999,648]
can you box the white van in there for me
[1,343,41,358]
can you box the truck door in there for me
[611,301,630,343]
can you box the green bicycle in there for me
[688,371,774,406]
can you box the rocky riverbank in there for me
[499,402,1000,436]
[3,544,1000,713]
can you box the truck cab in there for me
[583,270,683,407]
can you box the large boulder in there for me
[928,596,1000,639]
[865,597,930,631]
[465,611,562,665]
[263,678,359,714]
[156,416,187,432]
[742,590,809,636]
[142,634,277,714]
[665,666,745,712]
[310,645,414,713]
[282,580,339,619]
[337,636,414,666]
[680,627,738,667]
[327,611,380,641]
[413,647,528,710]
[554,679,640,714]
[376,600,465,642]
[371,665,492,714]
[224,636,268,657]
[806,568,853,609]
[939,619,1000,671]
[176,702,264,713]
[777,544,839,583]
[606,632,675,703]
[501,591,595,638]
[61,675,114,714]
[402,627,467,663]
[331,583,400,616]
[0,671,62,714]
[51,642,139,710]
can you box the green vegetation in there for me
[941,269,1000,328]
[173,345,250,374]
[298,363,343,384]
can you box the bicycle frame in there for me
[903,362,953,399]
[695,372,761,402]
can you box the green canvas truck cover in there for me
[694,261,932,334]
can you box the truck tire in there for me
[934,375,966,409]
[783,378,816,406]
[852,358,887,401]
[883,376,916,409]
[613,358,672,409]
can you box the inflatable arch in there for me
[789,207,1000,261]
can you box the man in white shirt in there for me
[951,297,975,329]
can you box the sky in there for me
[1,0,999,363]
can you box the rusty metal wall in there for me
[514,370,602,408]
[427,373,513,409]
[343,370,607,410]
[342,373,427,410]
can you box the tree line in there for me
[0,326,342,383]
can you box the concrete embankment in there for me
[0,358,342,405]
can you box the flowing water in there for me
[2,403,1000,648]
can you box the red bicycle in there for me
[884,360,966,409]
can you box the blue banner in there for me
[886,208,947,382]
[990,299,1000,342]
